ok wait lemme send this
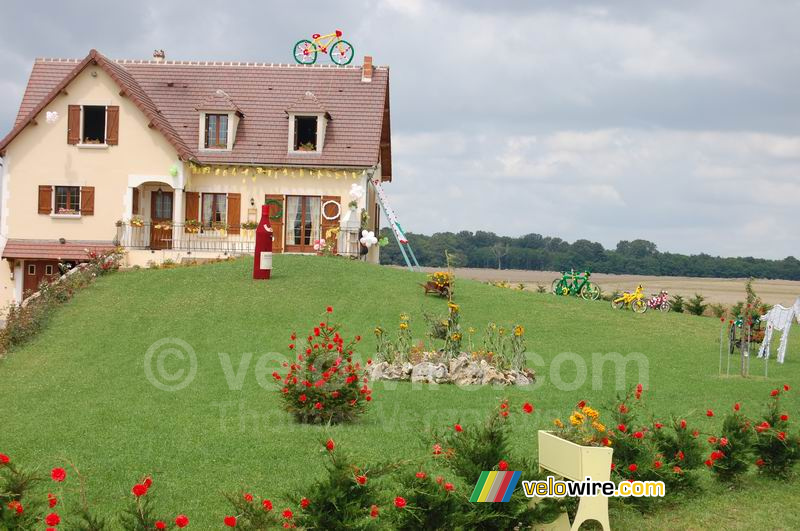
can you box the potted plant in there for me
[130,216,145,228]
[153,220,173,231]
[211,221,227,235]
[241,221,258,238]
[184,219,201,234]
[297,141,316,152]
[539,402,613,530]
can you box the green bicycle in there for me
[551,270,601,301]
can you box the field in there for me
[415,266,800,306]
[1,256,799,529]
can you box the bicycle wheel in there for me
[330,39,354,65]
[631,299,648,314]
[580,282,601,301]
[551,279,562,295]
[293,40,317,64]
[611,298,625,310]
[659,301,671,313]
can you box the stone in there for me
[411,362,449,384]
[482,365,510,385]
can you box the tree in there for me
[491,242,509,270]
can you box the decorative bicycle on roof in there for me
[293,30,355,65]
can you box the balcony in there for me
[114,221,364,258]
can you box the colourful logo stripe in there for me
[478,471,498,502]
[470,471,490,502]
[486,471,505,500]
[493,471,514,502]
[500,471,521,502]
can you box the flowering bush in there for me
[753,385,799,478]
[706,405,754,483]
[277,307,371,424]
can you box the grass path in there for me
[1,256,798,528]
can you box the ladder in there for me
[368,176,420,271]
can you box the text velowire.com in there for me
[522,476,665,498]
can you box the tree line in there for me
[378,230,800,280]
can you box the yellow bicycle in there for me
[293,30,354,65]
[612,285,648,313]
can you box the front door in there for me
[285,196,321,252]
[22,260,60,298]
[150,191,174,250]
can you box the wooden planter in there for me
[537,431,613,531]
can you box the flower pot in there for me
[537,431,612,531]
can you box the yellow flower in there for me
[399,322,409,330]
[468,327,476,334]
[569,413,585,426]
[400,313,410,321]
[592,422,606,433]
[582,406,599,420]
[448,302,460,312]
[554,418,564,428]
[374,327,383,336]
[514,325,524,337]
[451,333,462,341]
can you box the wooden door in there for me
[284,196,321,252]
[23,260,60,298]
[150,191,174,250]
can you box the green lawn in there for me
[1,256,798,529]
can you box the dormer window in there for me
[82,106,106,143]
[205,114,229,149]
[294,116,318,151]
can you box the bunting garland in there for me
[188,162,365,180]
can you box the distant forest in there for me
[378,230,800,280]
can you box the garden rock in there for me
[411,362,449,384]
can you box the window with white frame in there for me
[202,193,227,228]
[293,116,318,151]
[204,114,229,149]
[55,186,81,214]
[82,105,106,144]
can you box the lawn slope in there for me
[1,256,798,528]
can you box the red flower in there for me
[325,439,335,452]
[301,497,310,509]
[175,514,189,528]
[355,335,362,341]
[708,436,718,444]
[143,476,153,488]
[617,423,627,433]
[224,515,237,527]
[610,463,616,470]
[654,461,662,469]
[778,432,786,441]
[282,509,294,519]
[263,499,273,511]
[288,343,295,350]
[454,424,463,432]
[132,483,148,497]
[734,403,741,411]
[48,493,57,508]
[51,467,66,482]
[619,404,628,414]
[298,394,307,403]
[711,451,725,460]
[706,410,714,417]
[577,400,586,409]
[692,430,699,438]
[784,384,790,391]
[654,422,663,429]
[498,460,508,471]
[628,464,638,472]
[720,437,729,447]
[365,395,372,402]
[8,500,23,514]
[394,497,407,508]
[676,450,685,461]
[356,475,368,485]
[45,513,60,526]
[755,458,765,467]
[0,453,9,465]
[156,521,166,529]
[704,459,713,468]
[415,471,427,479]
[500,410,508,418]
[244,493,254,502]
[433,444,442,455]
[314,402,323,410]
[673,466,683,474]
[771,389,779,397]
[314,327,321,336]
[602,437,611,447]
[633,431,644,439]
[780,414,789,422]
[444,482,455,492]
[326,306,333,313]
[370,504,379,518]
[523,402,534,414]
[679,419,687,429]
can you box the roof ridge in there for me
[34,57,388,69]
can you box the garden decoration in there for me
[293,30,354,65]
[45,110,59,123]
[611,285,648,313]
[550,270,601,300]
[757,297,799,364]
[422,271,452,298]
[647,290,671,312]
[252,204,273,280]
[263,198,283,221]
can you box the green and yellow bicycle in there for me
[551,270,602,300]
[293,30,355,65]
[611,285,648,313]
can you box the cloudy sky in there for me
[1,0,798,258]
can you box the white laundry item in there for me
[758,297,799,363]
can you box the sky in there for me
[0,0,798,259]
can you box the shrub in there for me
[685,294,708,316]
[277,307,371,424]
[709,303,727,319]
[536,284,547,293]
[670,294,685,313]
[753,385,800,478]
[707,407,754,483]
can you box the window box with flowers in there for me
[241,221,258,238]
[130,216,145,228]
[184,219,202,234]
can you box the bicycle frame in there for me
[615,285,645,305]
[310,32,343,54]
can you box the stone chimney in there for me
[153,49,166,63]
[361,56,373,83]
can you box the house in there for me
[0,49,391,307]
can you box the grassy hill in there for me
[1,255,798,528]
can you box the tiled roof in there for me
[1,50,391,176]
[286,91,327,115]
[1,239,116,260]
[196,89,243,115]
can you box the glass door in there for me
[285,196,321,252]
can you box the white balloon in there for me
[349,183,365,200]
[46,111,59,124]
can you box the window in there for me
[82,105,106,144]
[285,196,321,251]
[27,264,35,275]
[45,265,54,276]
[294,116,318,151]
[205,114,229,149]
[202,193,227,228]
[55,186,80,214]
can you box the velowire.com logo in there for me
[469,471,521,502]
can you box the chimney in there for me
[153,49,166,63]
[361,56,373,83]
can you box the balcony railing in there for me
[114,222,364,257]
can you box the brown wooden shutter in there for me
[67,105,81,144]
[265,194,284,253]
[80,186,95,215]
[185,192,199,234]
[38,185,53,214]
[227,193,241,235]
[321,195,342,255]
[132,188,140,215]
[106,106,119,145]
